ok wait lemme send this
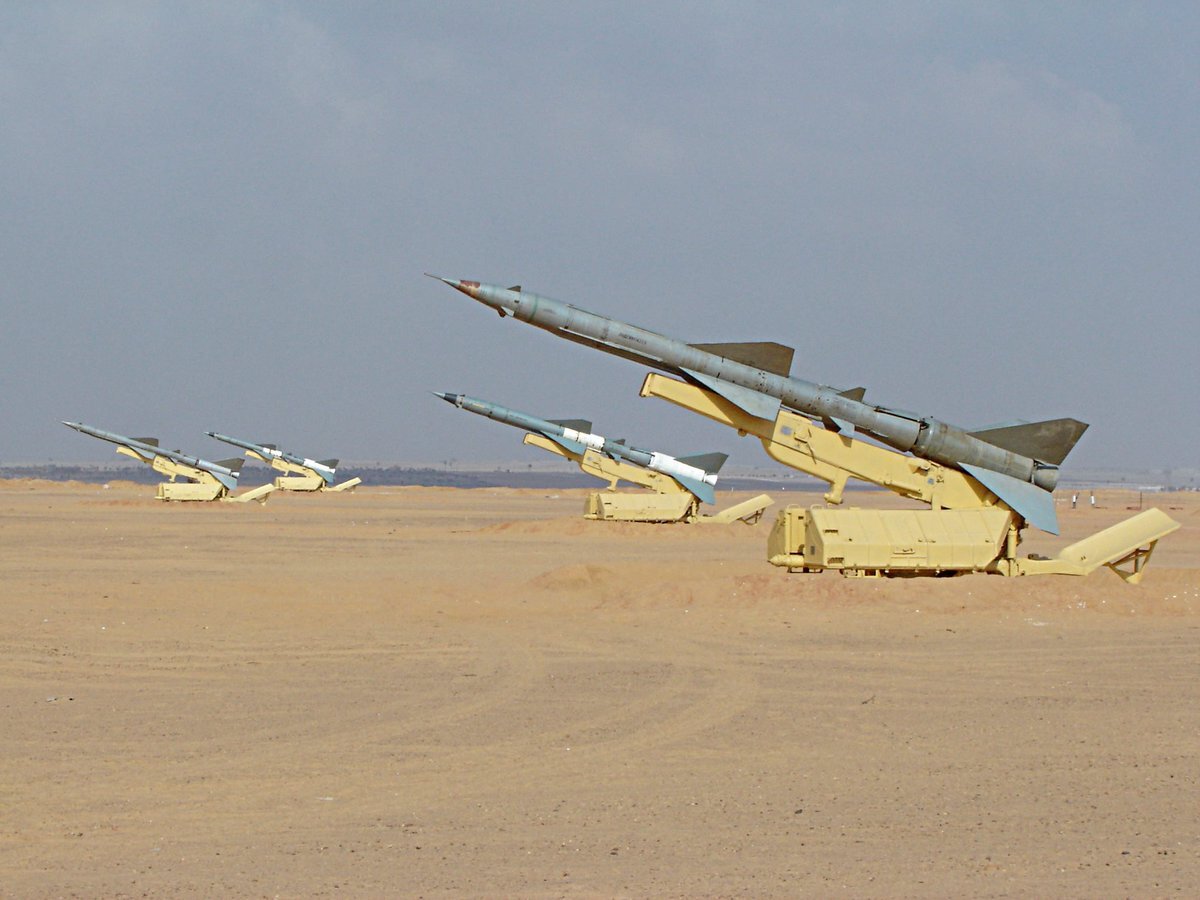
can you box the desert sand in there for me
[1,480,1197,898]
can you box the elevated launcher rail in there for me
[114,447,274,504]
[639,373,1177,581]
[523,433,771,525]
[242,449,362,493]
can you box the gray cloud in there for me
[1,2,1196,472]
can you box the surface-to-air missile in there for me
[206,432,339,487]
[63,421,245,490]
[434,392,727,505]
[61,420,274,502]
[205,431,361,492]
[428,275,1087,533]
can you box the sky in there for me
[2,2,1197,473]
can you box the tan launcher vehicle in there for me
[640,375,1178,582]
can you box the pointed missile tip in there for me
[426,273,484,299]
[431,391,458,405]
[425,273,465,291]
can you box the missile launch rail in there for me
[114,446,275,504]
[242,449,362,493]
[640,373,1178,582]
[524,432,772,525]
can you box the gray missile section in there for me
[429,276,1087,533]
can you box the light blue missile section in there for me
[961,463,1059,535]
[680,369,781,422]
[539,431,587,457]
[672,473,716,506]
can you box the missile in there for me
[428,275,1089,533]
[62,421,244,490]
[206,432,339,486]
[433,392,727,505]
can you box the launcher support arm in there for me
[523,433,688,495]
[639,373,995,511]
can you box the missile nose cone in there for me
[431,391,459,405]
[425,273,482,299]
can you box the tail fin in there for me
[678,452,729,474]
[970,418,1089,465]
[216,458,245,474]
[672,474,716,506]
[548,419,592,433]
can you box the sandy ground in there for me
[1,481,1197,898]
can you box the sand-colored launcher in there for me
[435,393,772,524]
[433,275,1179,580]
[61,422,275,504]
[207,432,361,493]
[640,373,1178,581]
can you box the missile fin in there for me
[547,419,592,433]
[677,452,728,474]
[260,443,277,450]
[961,464,1059,535]
[211,471,239,491]
[690,341,794,376]
[682,369,781,421]
[507,285,522,292]
[133,437,159,446]
[317,459,339,469]
[539,432,587,457]
[838,386,866,402]
[216,458,245,474]
[672,474,716,506]
[968,418,1089,466]
[822,416,856,435]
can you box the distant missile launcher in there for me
[206,432,361,493]
[62,422,274,503]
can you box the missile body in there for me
[434,392,726,504]
[430,276,1088,533]
[63,421,243,490]
[206,432,338,486]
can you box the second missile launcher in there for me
[206,432,362,492]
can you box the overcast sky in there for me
[2,2,1196,473]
